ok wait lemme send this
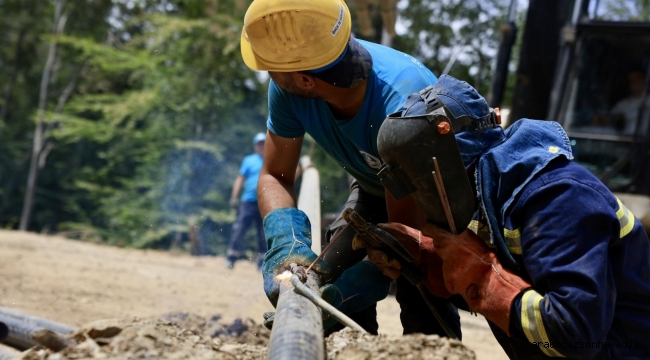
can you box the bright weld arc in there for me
[275,270,292,281]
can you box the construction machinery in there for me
[493,0,650,231]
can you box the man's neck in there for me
[321,80,368,120]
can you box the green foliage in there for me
[0,0,572,253]
[55,8,268,249]
[598,0,650,21]
[0,0,269,252]
[391,0,513,95]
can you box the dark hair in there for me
[629,60,648,76]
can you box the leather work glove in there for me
[263,260,390,331]
[354,223,452,299]
[262,208,330,306]
[421,222,532,335]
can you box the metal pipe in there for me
[0,307,75,336]
[0,314,42,350]
[0,321,8,343]
[267,269,325,360]
[289,275,366,333]
[0,307,76,351]
[297,155,321,254]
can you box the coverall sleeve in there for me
[510,178,618,358]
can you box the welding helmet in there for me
[377,75,502,230]
[240,0,352,72]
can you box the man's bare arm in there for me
[258,130,304,218]
[230,175,244,199]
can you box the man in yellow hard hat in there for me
[241,0,459,337]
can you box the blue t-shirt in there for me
[239,153,263,202]
[267,39,438,196]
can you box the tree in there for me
[390,0,514,95]
[48,1,268,249]
[20,0,69,230]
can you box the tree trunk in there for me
[0,29,26,124]
[19,0,67,231]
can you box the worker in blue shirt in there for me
[240,0,459,336]
[363,75,650,359]
[225,132,267,270]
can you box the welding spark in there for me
[275,271,292,281]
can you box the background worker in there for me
[240,0,460,336]
[609,66,649,135]
[593,65,649,134]
[365,75,650,358]
[225,132,267,270]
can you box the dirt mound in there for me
[17,317,267,360]
[163,312,270,346]
[326,328,476,360]
[13,315,475,360]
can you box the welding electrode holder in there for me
[341,208,461,340]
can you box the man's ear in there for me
[294,72,316,90]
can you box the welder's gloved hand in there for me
[421,222,532,335]
[320,260,391,330]
[351,233,401,280]
[261,261,390,331]
[262,208,330,306]
[361,223,452,298]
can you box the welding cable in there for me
[289,275,367,334]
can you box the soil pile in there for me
[16,317,267,360]
[326,328,476,360]
[13,315,475,360]
[163,313,270,346]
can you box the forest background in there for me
[0,0,645,257]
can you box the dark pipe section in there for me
[267,268,325,360]
[0,315,40,350]
[0,321,8,342]
[0,307,77,351]
[0,307,75,336]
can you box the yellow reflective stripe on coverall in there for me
[468,220,522,255]
[616,198,635,238]
[520,290,564,357]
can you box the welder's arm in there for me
[509,179,621,358]
[259,131,329,306]
[421,224,531,335]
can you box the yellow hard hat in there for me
[241,0,352,72]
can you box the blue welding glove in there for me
[320,260,391,330]
[262,207,330,306]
